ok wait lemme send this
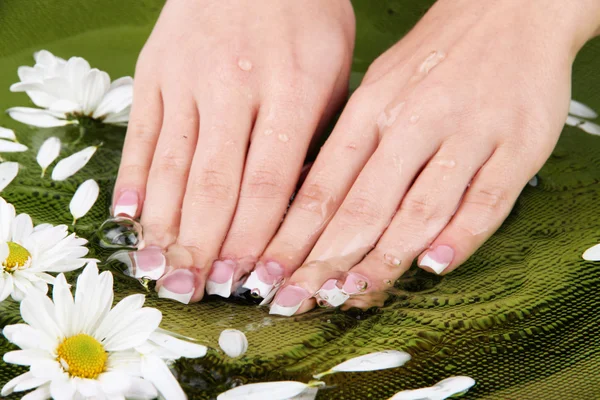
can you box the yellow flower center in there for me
[56,334,107,379]
[2,242,31,272]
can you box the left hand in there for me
[262,0,600,315]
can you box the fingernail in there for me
[158,269,195,304]
[114,190,138,218]
[206,260,236,298]
[342,273,370,295]
[269,285,311,316]
[316,279,349,307]
[131,246,166,280]
[243,261,284,298]
[420,245,454,274]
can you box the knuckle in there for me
[338,194,382,226]
[153,152,188,175]
[242,168,289,200]
[189,167,236,203]
[293,182,335,217]
[400,195,441,221]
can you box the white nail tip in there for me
[317,286,349,307]
[269,303,302,317]
[420,254,448,275]
[158,286,193,304]
[242,271,274,298]
[206,277,233,298]
[132,252,166,281]
[113,203,138,218]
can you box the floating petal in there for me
[0,139,27,153]
[579,121,600,136]
[0,162,19,192]
[0,127,16,141]
[218,329,248,358]
[36,137,61,177]
[217,381,310,400]
[565,115,582,127]
[70,179,99,224]
[569,100,598,119]
[528,176,538,187]
[583,243,600,261]
[389,376,476,400]
[313,350,411,379]
[52,146,97,181]
[7,107,69,128]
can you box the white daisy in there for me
[7,50,132,128]
[0,197,92,302]
[1,263,207,400]
[566,99,600,135]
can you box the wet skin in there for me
[112,0,600,315]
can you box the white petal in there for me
[101,308,162,352]
[0,198,16,241]
[314,350,411,379]
[0,273,14,302]
[101,106,130,125]
[123,377,158,400]
[218,329,248,358]
[14,375,50,392]
[48,99,81,114]
[21,384,52,400]
[36,137,61,177]
[69,179,99,222]
[583,243,600,261]
[49,374,76,400]
[579,121,600,135]
[98,372,131,395]
[93,84,133,119]
[291,388,318,400]
[93,294,144,344]
[0,139,28,152]
[53,274,75,336]
[434,376,476,395]
[2,372,38,396]
[0,242,8,264]
[217,382,310,400]
[569,99,598,119]
[51,146,97,181]
[389,387,443,400]
[0,162,19,192]
[528,176,538,187]
[149,329,207,359]
[0,127,16,141]
[3,349,53,366]
[73,262,113,334]
[11,213,33,243]
[565,115,582,126]
[3,323,55,351]
[81,69,111,115]
[141,355,186,400]
[7,107,69,128]
[20,289,63,340]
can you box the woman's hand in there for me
[265,0,600,315]
[112,0,355,303]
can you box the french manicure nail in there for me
[113,190,138,218]
[269,285,311,316]
[419,245,454,274]
[131,246,166,280]
[243,261,284,298]
[206,260,236,298]
[342,273,370,295]
[158,269,195,304]
[316,279,349,307]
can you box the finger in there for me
[112,71,163,219]
[170,96,255,303]
[270,123,440,316]
[140,91,199,248]
[255,93,380,298]
[219,88,329,296]
[417,145,540,275]
[328,139,493,299]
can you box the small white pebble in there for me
[219,329,248,358]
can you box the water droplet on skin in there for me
[377,102,405,131]
[238,58,253,71]
[357,280,368,292]
[250,289,261,298]
[383,253,402,266]
[437,159,456,168]
[384,279,393,286]
[264,129,273,136]
[410,115,420,124]
[418,50,446,75]
[278,133,289,143]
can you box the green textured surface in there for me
[1,0,600,399]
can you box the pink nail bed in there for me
[269,285,311,316]
[158,269,195,304]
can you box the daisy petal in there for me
[36,137,61,177]
[565,115,582,127]
[149,330,207,359]
[20,290,62,340]
[3,349,53,366]
[2,372,38,396]
[6,107,69,128]
[11,213,34,243]
[579,121,600,135]
[583,243,600,261]
[14,375,51,393]
[22,384,52,400]
[3,323,55,351]
[51,146,97,181]
[49,373,76,400]
[0,175,19,194]
[93,84,133,119]
[102,308,162,352]
[0,127,16,141]
[217,381,310,400]
[0,273,14,302]
[69,179,99,223]
[98,372,131,395]
[0,198,16,241]
[53,274,75,336]
[141,355,186,400]
[81,69,110,115]
[569,99,598,119]
[0,139,28,152]
[0,241,8,263]
[124,377,158,400]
